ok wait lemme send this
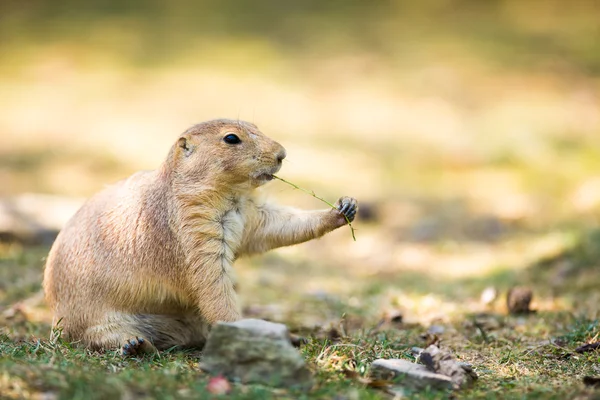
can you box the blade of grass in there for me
[272,175,356,241]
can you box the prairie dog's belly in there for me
[99,206,246,315]
[220,206,245,259]
[107,274,193,315]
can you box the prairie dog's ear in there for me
[178,136,194,156]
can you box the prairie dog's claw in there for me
[121,336,153,356]
[336,197,358,223]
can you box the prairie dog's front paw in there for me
[334,196,358,224]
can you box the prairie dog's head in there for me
[170,119,286,189]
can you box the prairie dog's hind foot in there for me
[121,337,155,356]
[81,312,209,355]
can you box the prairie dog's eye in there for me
[223,133,241,144]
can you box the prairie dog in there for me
[43,119,358,355]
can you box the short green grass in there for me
[1,236,599,399]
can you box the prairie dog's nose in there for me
[276,147,286,163]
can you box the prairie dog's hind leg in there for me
[82,312,210,355]
[82,312,157,356]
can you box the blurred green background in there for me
[2,0,600,202]
[1,0,600,341]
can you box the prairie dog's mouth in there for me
[253,163,281,182]
[256,173,274,181]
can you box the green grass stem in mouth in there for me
[272,175,356,241]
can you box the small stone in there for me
[507,287,533,314]
[458,362,473,373]
[410,347,424,357]
[200,319,313,390]
[427,325,445,335]
[369,359,453,390]
[418,345,478,389]
[480,286,498,306]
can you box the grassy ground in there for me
[1,220,599,399]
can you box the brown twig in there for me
[273,175,356,241]
[575,342,600,354]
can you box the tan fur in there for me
[43,119,357,353]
